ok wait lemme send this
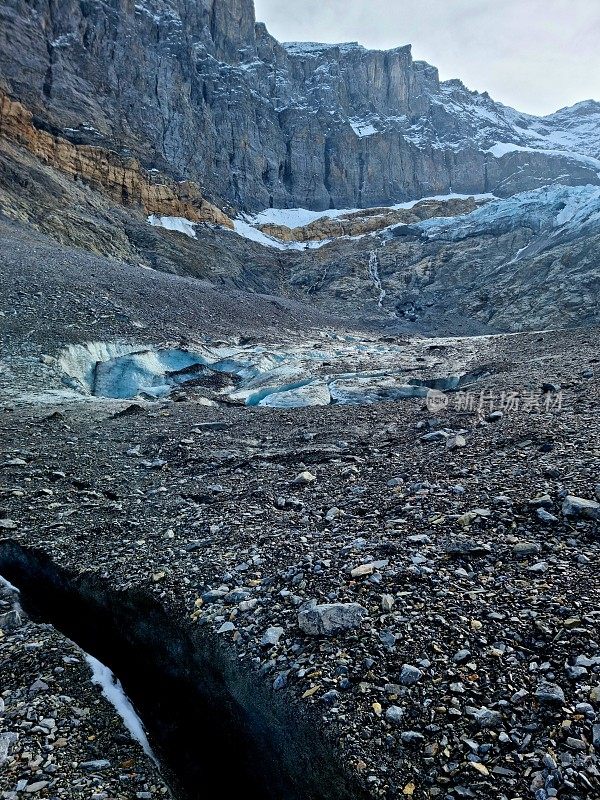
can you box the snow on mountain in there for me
[349,119,379,138]
[342,73,600,170]
[3,0,599,211]
[148,215,198,238]
[282,41,366,55]
[248,194,494,229]
[501,100,600,161]
[232,220,327,250]
[239,35,600,205]
[249,207,360,228]
[417,185,600,243]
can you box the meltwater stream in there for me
[56,336,489,408]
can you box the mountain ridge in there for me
[1,0,599,213]
[1,0,599,337]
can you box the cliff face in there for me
[0,89,232,225]
[1,0,599,212]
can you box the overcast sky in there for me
[253,0,600,116]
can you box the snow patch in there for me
[232,219,294,249]
[147,215,197,238]
[86,655,156,762]
[232,194,498,249]
[248,194,495,229]
[249,207,357,228]
[487,142,532,158]
[388,193,496,210]
[283,41,364,55]
[232,219,330,250]
[350,119,378,138]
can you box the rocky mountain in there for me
[1,0,600,212]
[1,0,599,336]
[2,5,600,800]
[140,186,600,334]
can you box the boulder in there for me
[298,603,368,636]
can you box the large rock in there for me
[535,682,566,705]
[298,603,368,636]
[562,495,600,520]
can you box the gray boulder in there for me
[535,682,566,705]
[562,495,600,520]
[298,603,368,636]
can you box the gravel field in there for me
[0,580,170,799]
[1,317,599,799]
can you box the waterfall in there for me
[368,250,385,307]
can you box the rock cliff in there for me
[0,89,232,225]
[1,0,599,212]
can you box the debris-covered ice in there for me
[47,335,494,407]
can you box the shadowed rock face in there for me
[1,0,599,212]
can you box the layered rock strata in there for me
[0,90,232,226]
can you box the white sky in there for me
[253,0,600,116]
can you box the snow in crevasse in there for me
[0,575,20,594]
[86,655,156,762]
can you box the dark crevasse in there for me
[0,540,369,800]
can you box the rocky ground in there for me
[1,322,599,800]
[0,580,170,799]
[1,1,599,793]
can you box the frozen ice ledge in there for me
[55,340,490,408]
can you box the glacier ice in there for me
[56,338,483,409]
[417,184,600,242]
